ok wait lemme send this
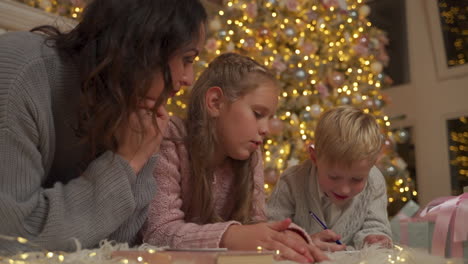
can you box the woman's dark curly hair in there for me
[32,0,207,158]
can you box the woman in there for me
[0,0,206,252]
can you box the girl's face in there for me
[215,81,278,162]
[145,27,205,103]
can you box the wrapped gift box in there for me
[390,199,420,243]
[395,193,468,259]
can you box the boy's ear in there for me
[205,86,224,117]
[308,144,318,165]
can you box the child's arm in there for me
[142,119,241,249]
[265,171,297,221]
[262,166,329,260]
[353,167,393,248]
[221,218,327,263]
[264,167,316,243]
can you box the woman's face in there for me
[146,26,206,104]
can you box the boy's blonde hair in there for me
[314,106,383,167]
[185,53,277,224]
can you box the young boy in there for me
[267,106,392,251]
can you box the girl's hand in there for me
[281,229,329,263]
[116,99,169,174]
[221,219,327,263]
[364,234,392,248]
[309,229,347,252]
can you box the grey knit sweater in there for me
[0,32,156,252]
[266,159,392,249]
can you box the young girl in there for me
[0,0,206,252]
[143,53,326,263]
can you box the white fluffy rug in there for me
[0,240,464,264]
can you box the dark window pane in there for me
[447,116,468,195]
[438,0,468,68]
[368,0,410,86]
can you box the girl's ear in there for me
[205,86,224,117]
[308,144,318,165]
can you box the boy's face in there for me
[310,147,373,206]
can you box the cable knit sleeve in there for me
[266,167,312,244]
[352,167,392,249]
[143,117,240,248]
[266,168,296,222]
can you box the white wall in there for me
[384,0,468,206]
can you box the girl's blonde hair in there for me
[314,106,383,167]
[185,53,276,224]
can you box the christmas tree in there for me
[167,0,417,215]
[17,0,418,215]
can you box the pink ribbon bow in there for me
[418,193,468,258]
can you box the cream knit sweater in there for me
[266,159,392,249]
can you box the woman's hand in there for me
[309,229,347,252]
[116,98,169,174]
[221,219,328,263]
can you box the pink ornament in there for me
[309,104,322,117]
[363,98,374,108]
[301,41,318,55]
[246,2,258,18]
[378,34,389,45]
[378,52,390,66]
[306,11,318,20]
[259,27,270,38]
[286,0,299,12]
[358,35,369,46]
[383,138,394,152]
[272,59,287,73]
[269,117,285,135]
[321,0,339,8]
[244,37,256,49]
[353,44,369,56]
[328,71,345,88]
[204,38,219,53]
[316,82,330,99]
[384,76,393,85]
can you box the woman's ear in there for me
[205,86,224,117]
[308,144,318,165]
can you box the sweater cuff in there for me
[86,151,136,184]
[110,152,138,184]
[214,221,241,248]
[287,222,312,244]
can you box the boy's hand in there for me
[309,229,347,252]
[364,234,392,248]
